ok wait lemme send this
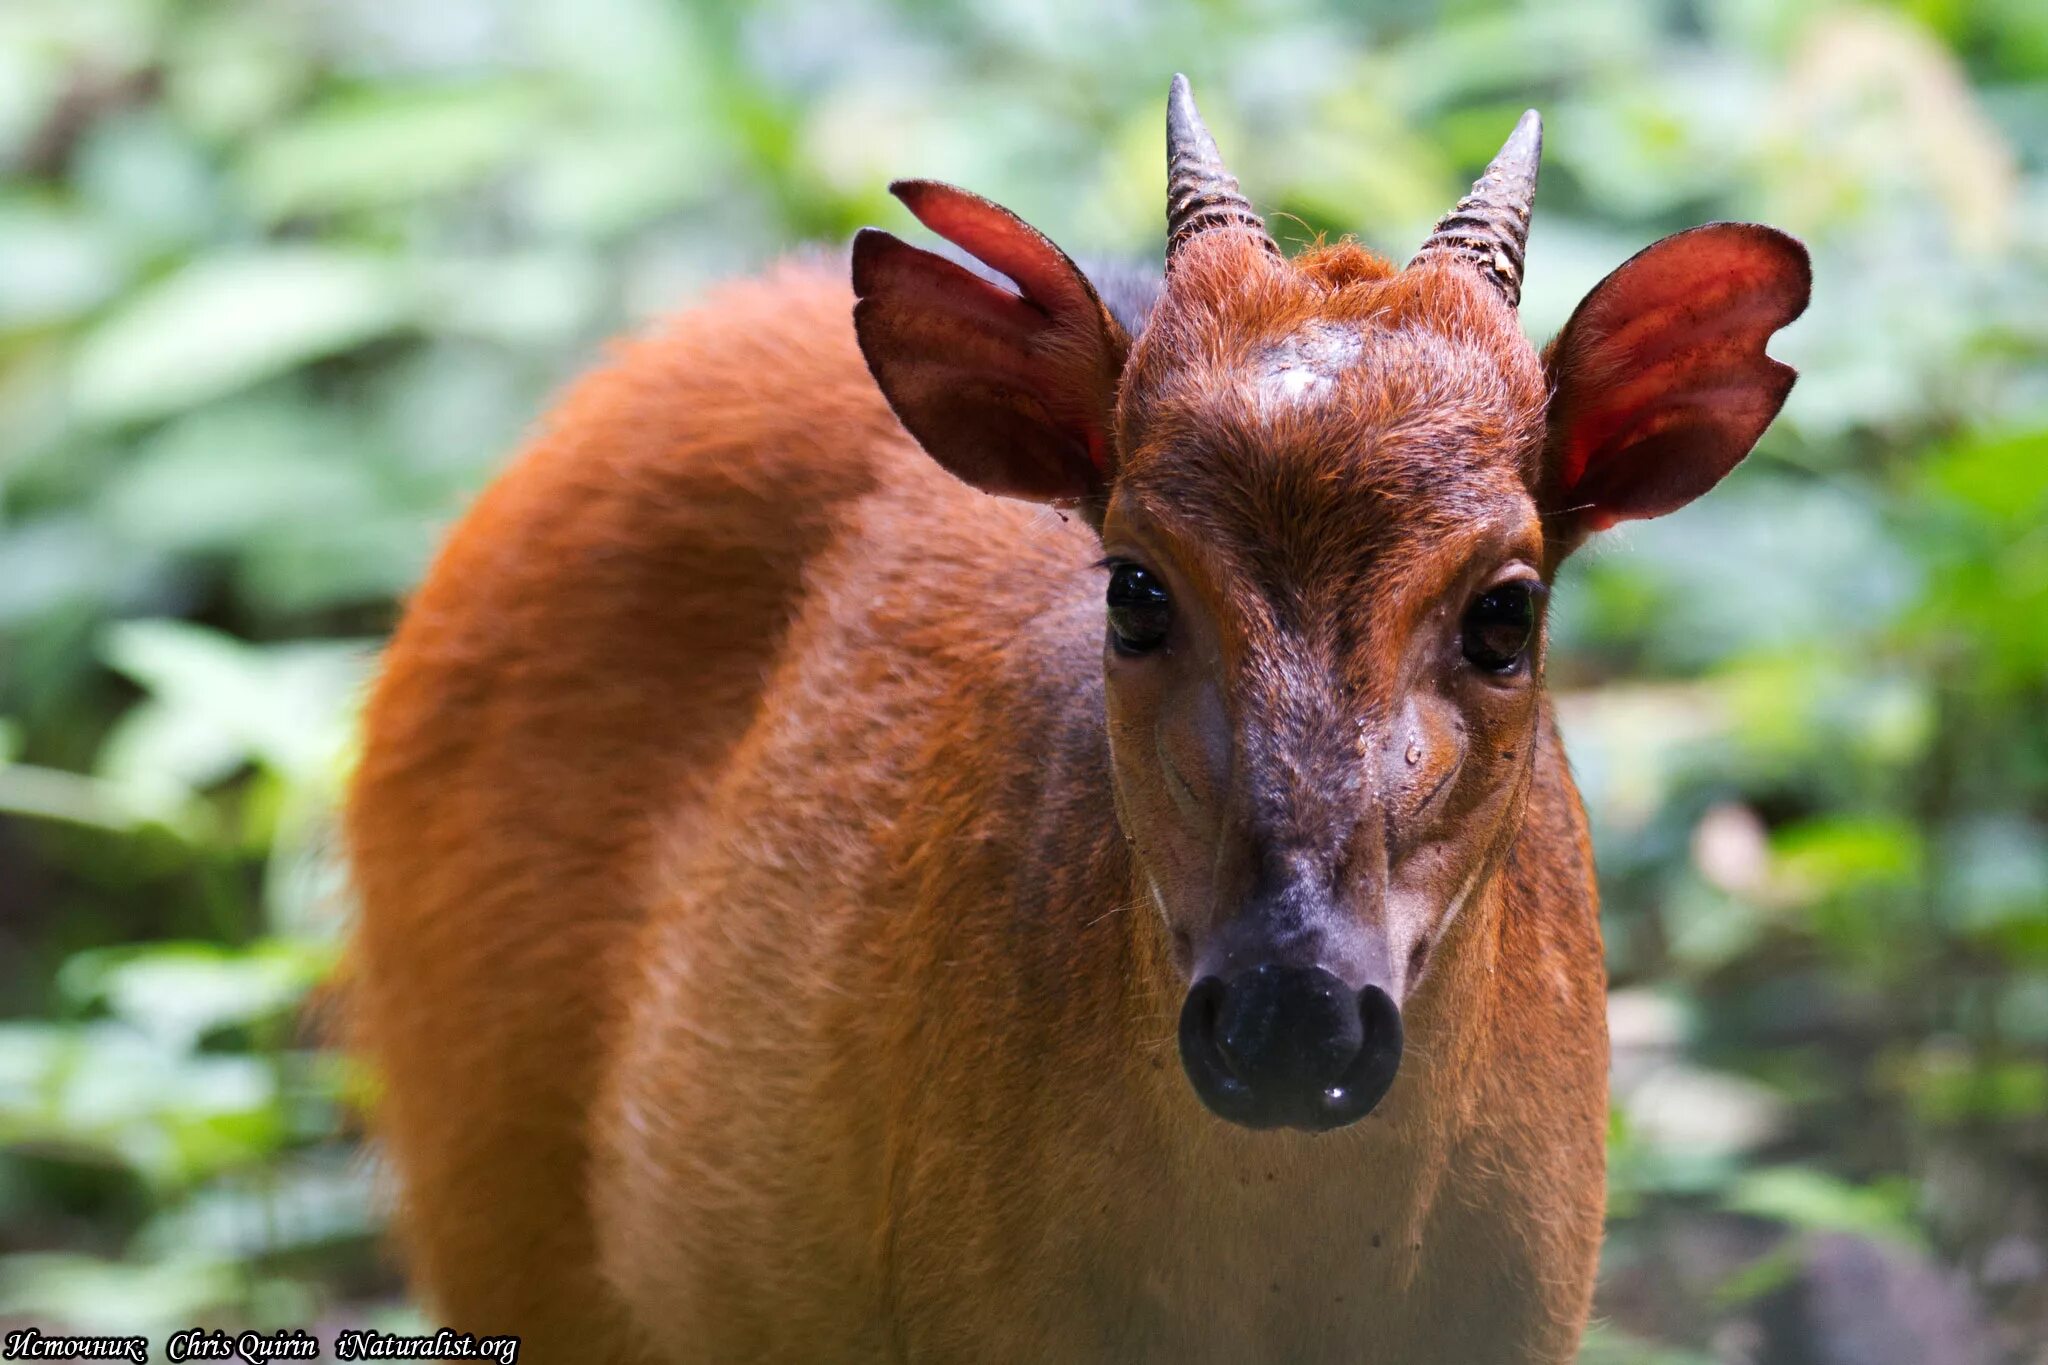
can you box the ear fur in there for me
[852,181,1130,512]
[1542,222,1811,555]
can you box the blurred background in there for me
[0,0,2043,1359]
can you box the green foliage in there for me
[0,0,2043,1357]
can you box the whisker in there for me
[1085,901,1133,928]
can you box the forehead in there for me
[1113,241,1547,606]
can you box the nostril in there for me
[1406,935,1430,986]
[1336,984,1404,1107]
[1181,974,1234,1070]
[1186,976,1220,1035]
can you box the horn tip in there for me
[1505,109,1543,159]
[1166,72,1223,163]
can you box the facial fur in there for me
[1101,232,1552,1005]
[850,84,1808,1134]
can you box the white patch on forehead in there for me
[1248,322,1366,411]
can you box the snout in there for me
[1178,964,1403,1132]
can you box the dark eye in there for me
[1106,561,1171,655]
[1461,579,1541,674]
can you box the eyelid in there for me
[1477,563,1547,599]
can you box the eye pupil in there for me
[1106,562,1171,654]
[1461,581,1538,673]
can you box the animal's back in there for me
[346,259,944,1359]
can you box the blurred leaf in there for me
[1660,878,1772,972]
[1772,817,1924,903]
[71,109,221,251]
[0,1022,281,1187]
[1554,684,1732,841]
[1920,426,2048,527]
[160,5,312,141]
[135,1155,378,1261]
[1724,1167,1922,1245]
[0,1251,238,1336]
[1619,1063,1787,1162]
[1897,1045,2048,1123]
[1709,1241,1804,1309]
[96,619,370,802]
[236,81,552,221]
[1577,1322,1717,1365]
[1567,474,1918,674]
[1552,62,1768,218]
[1719,653,1933,777]
[98,398,382,555]
[0,758,171,830]
[1771,9,2018,255]
[58,940,330,1051]
[521,125,710,238]
[414,251,605,346]
[1941,816,2048,934]
[235,516,438,615]
[70,249,412,427]
[0,512,165,628]
[0,197,132,329]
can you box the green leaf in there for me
[1902,1052,2048,1123]
[57,940,330,1049]
[1724,1167,1922,1245]
[0,1022,282,1187]
[136,1156,378,1261]
[1771,817,1924,902]
[0,1251,238,1336]
[98,399,382,555]
[0,758,173,830]
[1920,426,2048,527]
[0,197,131,330]
[1577,1321,1717,1365]
[95,619,372,804]
[236,81,552,221]
[69,248,412,426]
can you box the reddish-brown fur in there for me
[350,112,1806,1360]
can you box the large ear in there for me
[852,180,1130,511]
[1541,223,1811,552]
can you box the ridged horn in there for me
[1410,109,1542,307]
[1166,73,1279,267]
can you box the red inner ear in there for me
[852,181,1129,504]
[894,180,1100,328]
[1545,223,1810,531]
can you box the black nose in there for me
[1178,964,1403,1132]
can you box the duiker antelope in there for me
[349,77,1809,1363]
